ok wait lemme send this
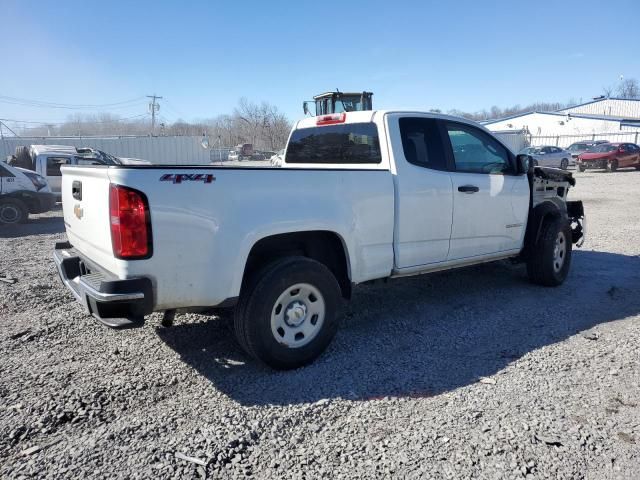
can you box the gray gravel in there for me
[1,169,639,479]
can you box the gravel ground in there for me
[1,169,639,479]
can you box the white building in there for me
[484,98,640,137]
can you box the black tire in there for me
[527,217,572,287]
[578,165,586,172]
[234,256,342,370]
[607,159,618,172]
[560,158,568,170]
[0,198,28,225]
[13,146,33,170]
[532,159,539,167]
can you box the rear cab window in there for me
[285,123,382,164]
[46,157,71,176]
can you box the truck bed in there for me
[60,165,395,310]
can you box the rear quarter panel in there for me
[108,167,395,310]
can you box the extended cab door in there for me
[386,114,454,268]
[442,121,529,260]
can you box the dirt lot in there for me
[1,169,639,479]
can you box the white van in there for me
[0,161,56,224]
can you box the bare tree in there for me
[616,78,640,99]
[15,98,293,151]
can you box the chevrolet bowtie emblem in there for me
[74,204,83,219]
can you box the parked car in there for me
[228,143,255,162]
[8,145,123,199]
[520,145,571,169]
[0,161,56,224]
[54,110,585,369]
[577,142,640,172]
[566,141,609,162]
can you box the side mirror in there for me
[516,154,533,174]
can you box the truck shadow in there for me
[0,210,65,238]
[158,249,640,406]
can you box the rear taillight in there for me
[316,113,346,125]
[109,184,152,259]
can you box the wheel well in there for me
[243,231,352,299]
[523,202,564,259]
[4,192,37,213]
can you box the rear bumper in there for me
[53,241,154,327]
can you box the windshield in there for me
[96,150,121,165]
[334,96,364,113]
[593,144,617,153]
[568,143,589,151]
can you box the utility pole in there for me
[147,94,162,135]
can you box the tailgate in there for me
[61,166,119,274]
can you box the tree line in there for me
[432,78,640,121]
[17,98,292,151]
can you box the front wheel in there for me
[0,198,28,225]
[578,164,586,172]
[527,217,572,287]
[560,158,568,170]
[234,257,342,369]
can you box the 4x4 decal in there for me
[159,173,216,184]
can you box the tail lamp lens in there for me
[109,184,151,259]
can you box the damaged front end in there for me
[531,166,585,247]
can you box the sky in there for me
[1,0,639,128]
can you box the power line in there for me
[0,113,149,125]
[0,94,147,110]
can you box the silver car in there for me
[519,145,571,170]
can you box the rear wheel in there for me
[527,217,572,287]
[234,257,342,369]
[607,159,618,172]
[560,158,568,170]
[0,198,28,225]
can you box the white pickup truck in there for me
[54,111,585,369]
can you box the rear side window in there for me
[46,157,70,176]
[286,123,382,164]
[399,117,447,170]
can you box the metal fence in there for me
[6,130,633,164]
[528,131,640,148]
[0,135,218,165]
[492,130,528,153]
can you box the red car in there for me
[577,142,640,172]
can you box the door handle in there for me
[458,185,479,193]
